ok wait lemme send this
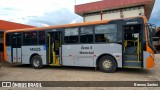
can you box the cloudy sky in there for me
[0,0,159,27]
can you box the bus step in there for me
[50,64,61,66]
[123,66,141,68]
[124,61,141,67]
[124,55,138,61]
[50,57,60,66]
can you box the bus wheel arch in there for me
[30,53,43,69]
[96,54,117,73]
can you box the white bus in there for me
[4,16,156,73]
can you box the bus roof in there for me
[5,16,146,33]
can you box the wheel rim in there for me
[102,59,112,69]
[33,58,40,67]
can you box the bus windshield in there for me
[146,23,156,50]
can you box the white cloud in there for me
[0,0,101,26]
[0,0,159,27]
[75,0,102,5]
[0,0,74,17]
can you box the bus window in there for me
[12,35,17,47]
[95,24,117,43]
[80,26,93,43]
[23,32,38,45]
[64,28,79,44]
[6,34,11,46]
[39,31,45,44]
[17,35,22,47]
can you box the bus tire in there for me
[31,55,43,69]
[98,55,117,73]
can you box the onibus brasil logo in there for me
[2,82,42,87]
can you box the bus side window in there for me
[95,24,117,43]
[12,36,17,47]
[23,32,38,45]
[39,31,45,44]
[6,34,11,46]
[64,28,79,44]
[80,26,93,43]
[17,35,22,47]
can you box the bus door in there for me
[11,34,22,63]
[47,32,62,66]
[123,25,142,68]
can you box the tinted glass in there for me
[39,31,45,44]
[64,28,79,44]
[95,24,117,43]
[23,32,38,45]
[6,34,11,46]
[80,26,93,43]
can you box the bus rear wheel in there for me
[98,55,117,73]
[31,55,43,69]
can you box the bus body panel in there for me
[62,44,122,67]
[146,45,155,68]
[143,51,150,68]
[146,56,155,68]
[62,45,82,67]
[17,48,22,62]
[21,46,47,65]
[6,46,12,63]
[12,48,17,62]
[143,51,155,69]
[12,48,22,63]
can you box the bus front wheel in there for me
[31,55,43,69]
[98,55,117,73]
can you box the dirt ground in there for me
[0,55,160,90]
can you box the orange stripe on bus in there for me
[3,32,7,62]
[146,56,155,69]
[143,16,155,69]
[5,20,109,33]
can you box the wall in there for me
[102,10,121,20]
[85,14,101,22]
[84,6,145,22]
[123,6,144,18]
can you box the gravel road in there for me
[0,54,160,90]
